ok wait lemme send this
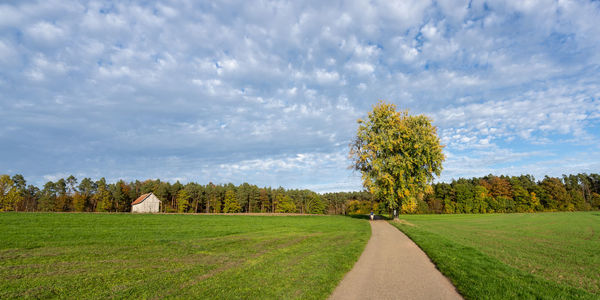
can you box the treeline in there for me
[1,173,599,214]
[420,173,600,214]
[344,173,600,215]
[0,174,368,214]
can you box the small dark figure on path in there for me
[370,211,374,221]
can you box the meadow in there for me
[391,212,600,299]
[0,213,370,299]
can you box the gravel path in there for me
[329,220,463,300]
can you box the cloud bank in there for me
[1,0,599,192]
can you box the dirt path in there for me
[329,220,463,300]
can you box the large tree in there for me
[350,101,444,215]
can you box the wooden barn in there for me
[131,193,161,213]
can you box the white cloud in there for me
[378,0,432,30]
[0,4,23,28]
[0,40,16,66]
[26,22,65,43]
[348,62,375,75]
[315,69,341,85]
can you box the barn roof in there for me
[132,193,152,205]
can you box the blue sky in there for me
[1,0,599,192]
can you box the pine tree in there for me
[222,190,241,213]
[275,194,296,213]
[0,175,22,211]
[94,178,112,212]
[177,189,191,213]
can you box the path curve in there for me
[329,220,462,300]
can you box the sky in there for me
[1,0,599,192]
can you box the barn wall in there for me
[132,194,161,213]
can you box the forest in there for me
[0,173,599,214]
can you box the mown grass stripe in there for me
[0,213,370,299]
[390,215,598,300]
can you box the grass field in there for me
[391,212,600,299]
[0,213,370,299]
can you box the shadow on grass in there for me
[346,214,369,220]
[345,214,392,221]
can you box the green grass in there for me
[0,213,370,299]
[390,212,600,299]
